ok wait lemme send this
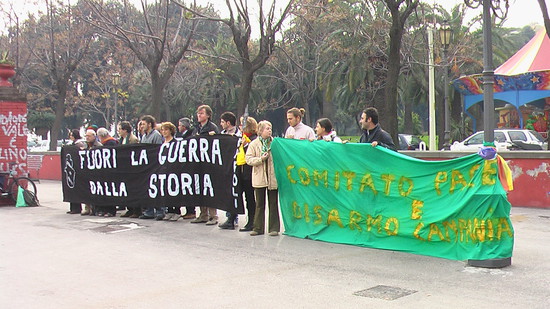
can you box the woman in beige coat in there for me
[245,120,279,236]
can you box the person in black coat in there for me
[359,107,396,151]
[190,105,220,225]
[176,117,196,140]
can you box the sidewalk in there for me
[0,180,549,309]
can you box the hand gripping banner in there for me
[61,135,242,213]
[271,138,514,261]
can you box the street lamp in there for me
[464,0,510,269]
[439,21,452,150]
[112,72,120,137]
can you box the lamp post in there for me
[439,21,452,150]
[112,72,120,137]
[465,0,510,269]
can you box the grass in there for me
[340,136,361,143]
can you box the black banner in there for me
[61,135,242,213]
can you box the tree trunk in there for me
[150,74,165,120]
[384,23,403,142]
[49,88,67,151]
[238,69,254,118]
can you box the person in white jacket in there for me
[245,120,280,236]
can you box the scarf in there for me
[259,136,272,154]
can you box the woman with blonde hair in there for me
[245,120,279,236]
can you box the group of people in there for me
[66,105,395,237]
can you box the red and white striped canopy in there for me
[495,29,550,75]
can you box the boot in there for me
[239,222,253,232]
[239,211,254,232]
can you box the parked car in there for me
[450,129,548,151]
[398,134,422,150]
[28,140,69,152]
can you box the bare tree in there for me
[26,0,94,151]
[175,0,295,117]
[84,0,197,119]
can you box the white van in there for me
[450,129,548,151]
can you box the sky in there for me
[0,0,545,33]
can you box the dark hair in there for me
[197,105,212,118]
[119,121,132,134]
[363,107,379,125]
[220,111,237,126]
[316,118,333,133]
[71,129,81,140]
[140,115,156,127]
[287,107,306,120]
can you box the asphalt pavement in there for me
[0,180,549,309]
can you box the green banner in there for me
[271,138,514,261]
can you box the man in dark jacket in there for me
[195,105,219,136]
[359,107,396,151]
[176,117,195,139]
[176,117,197,219]
[191,105,220,225]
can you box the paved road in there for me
[1,180,549,309]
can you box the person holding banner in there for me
[246,120,280,236]
[315,118,342,143]
[118,121,140,145]
[160,122,183,221]
[118,121,141,218]
[236,116,257,232]
[359,107,396,151]
[176,117,195,140]
[66,129,85,214]
[81,129,102,216]
[191,105,220,225]
[95,128,119,217]
[139,115,166,220]
[218,111,242,230]
[176,117,197,219]
[284,107,315,140]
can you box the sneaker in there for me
[190,216,208,223]
[268,231,279,236]
[206,217,218,225]
[205,217,218,225]
[97,212,105,217]
[250,231,263,236]
[170,214,182,221]
[182,213,196,220]
[120,211,131,218]
[139,215,154,219]
[163,213,174,221]
[105,213,114,217]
